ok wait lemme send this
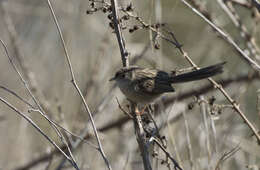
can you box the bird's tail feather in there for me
[170,62,226,83]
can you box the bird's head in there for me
[109,66,140,82]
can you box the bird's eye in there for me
[114,72,126,79]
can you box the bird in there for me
[110,62,225,104]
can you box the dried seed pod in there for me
[154,43,160,50]
[126,3,133,11]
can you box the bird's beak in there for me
[109,77,116,81]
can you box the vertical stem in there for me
[110,0,129,67]
[131,104,152,170]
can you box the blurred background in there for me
[0,0,260,169]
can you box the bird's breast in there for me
[117,79,160,104]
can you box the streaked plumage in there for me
[110,62,225,104]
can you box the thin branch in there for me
[215,144,240,170]
[28,108,99,150]
[110,0,128,67]
[0,96,79,170]
[45,0,111,169]
[121,9,180,47]
[0,39,44,111]
[208,105,218,153]
[230,0,252,8]
[132,105,152,170]
[182,110,194,169]
[181,0,260,70]
[0,85,34,109]
[0,84,98,150]
[1,86,93,149]
[217,0,260,60]
[150,137,182,170]
[116,97,133,119]
[199,96,212,167]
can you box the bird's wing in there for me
[133,68,175,94]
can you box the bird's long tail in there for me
[170,62,226,83]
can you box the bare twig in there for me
[132,104,152,170]
[0,85,34,109]
[182,110,194,169]
[181,0,260,70]
[208,105,218,153]
[0,96,79,170]
[0,85,98,150]
[150,137,182,170]
[28,108,99,150]
[116,97,133,118]
[110,0,128,67]
[215,144,240,170]
[45,0,111,169]
[0,85,95,149]
[230,0,252,8]
[199,96,212,168]
[217,0,260,60]
[121,9,180,47]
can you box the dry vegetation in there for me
[0,0,260,170]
